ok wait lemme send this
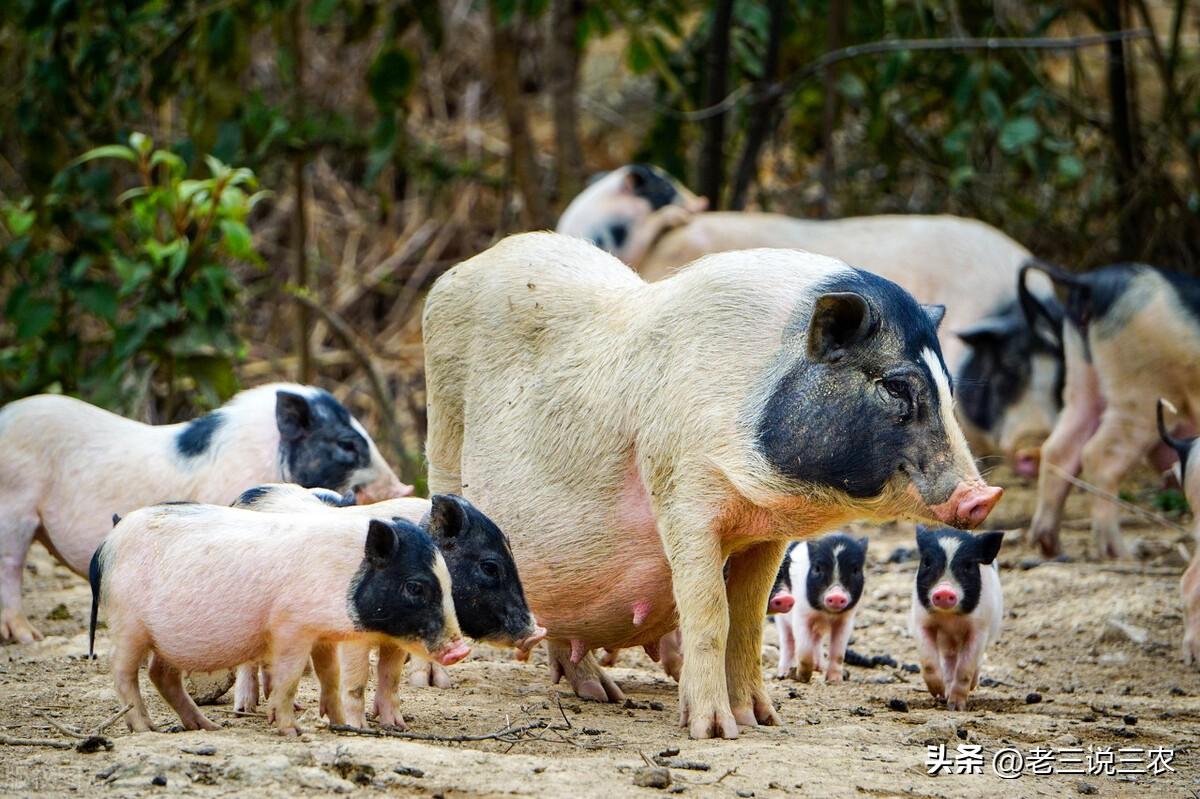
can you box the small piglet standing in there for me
[89,503,468,735]
[909,526,1005,710]
[775,534,868,683]
[1158,399,1200,666]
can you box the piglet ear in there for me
[808,292,876,362]
[365,519,399,568]
[338,491,357,507]
[275,391,312,440]
[914,525,935,547]
[857,536,870,553]
[922,304,946,330]
[976,531,1005,565]
[427,494,467,543]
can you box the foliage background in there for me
[0,0,1197,483]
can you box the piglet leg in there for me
[111,634,155,732]
[407,656,453,689]
[546,640,625,703]
[148,654,220,731]
[233,663,260,713]
[794,621,817,683]
[267,638,316,736]
[310,642,345,725]
[0,512,41,644]
[946,634,984,711]
[825,613,855,684]
[374,641,409,729]
[658,629,683,682]
[339,639,372,728]
[724,541,784,728]
[1181,550,1200,666]
[915,625,945,700]
[775,616,796,678]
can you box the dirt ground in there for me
[2,473,1198,798]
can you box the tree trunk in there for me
[729,0,786,210]
[548,0,586,212]
[697,0,734,209]
[1103,0,1140,260]
[489,2,549,229]
[288,0,313,384]
[818,0,847,218]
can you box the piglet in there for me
[775,534,868,683]
[89,503,468,735]
[1159,399,1200,666]
[909,526,1005,710]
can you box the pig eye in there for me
[479,560,501,579]
[404,581,427,599]
[337,440,359,455]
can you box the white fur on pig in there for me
[0,384,404,643]
[774,543,858,684]
[95,503,460,735]
[909,560,1002,711]
[422,232,991,738]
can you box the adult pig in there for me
[0,383,409,643]
[423,232,1001,738]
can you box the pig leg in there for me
[915,626,945,699]
[658,629,683,682]
[775,615,795,678]
[825,614,855,684]
[310,642,344,725]
[1079,412,1158,559]
[233,663,260,713]
[946,633,983,711]
[0,510,42,643]
[339,639,372,728]
[111,633,155,732]
[1182,549,1200,666]
[724,542,784,727]
[1028,331,1102,557]
[374,641,409,729]
[148,654,220,731]
[599,649,621,667]
[546,640,625,702]
[266,639,316,736]
[406,656,453,689]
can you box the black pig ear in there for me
[808,292,876,362]
[338,491,357,507]
[428,495,467,541]
[275,391,313,440]
[975,531,1005,565]
[922,304,946,329]
[112,513,121,527]
[857,536,870,553]
[365,519,399,568]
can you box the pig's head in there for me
[765,544,796,615]
[556,164,706,264]
[349,518,470,666]
[757,269,1002,529]
[421,494,545,652]
[275,388,412,502]
[914,526,1004,614]
[803,534,868,614]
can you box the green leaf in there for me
[367,46,415,109]
[70,145,137,167]
[5,207,35,237]
[1056,153,1084,182]
[15,298,56,340]
[218,219,255,261]
[999,116,1040,153]
[150,150,186,178]
[75,282,119,321]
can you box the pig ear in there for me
[112,513,121,527]
[922,304,946,330]
[365,519,399,568]
[808,292,876,362]
[975,531,1005,565]
[275,391,313,440]
[427,494,467,543]
[857,536,869,553]
[955,316,1017,349]
[338,490,357,507]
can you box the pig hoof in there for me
[0,613,43,644]
[733,689,781,727]
[1029,527,1062,559]
[408,663,453,689]
[575,679,613,703]
[686,710,739,740]
[825,673,843,684]
[278,725,302,737]
[946,698,968,711]
[379,718,409,732]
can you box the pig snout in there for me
[354,476,413,504]
[433,638,471,666]
[768,591,795,615]
[931,483,1003,529]
[822,588,850,612]
[1013,448,1041,479]
[930,584,959,610]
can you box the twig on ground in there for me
[0,734,75,750]
[328,719,568,744]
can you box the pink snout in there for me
[931,483,1003,529]
[823,589,850,612]
[355,477,414,504]
[1013,448,1041,479]
[433,639,471,666]
[930,584,959,610]
[768,591,795,615]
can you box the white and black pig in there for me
[232,483,544,727]
[423,232,1001,738]
[0,383,409,643]
[555,165,1061,474]
[1158,400,1200,666]
[1021,262,1200,558]
[909,526,1004,710]
[774,534,868,683]
[88,503,467,735]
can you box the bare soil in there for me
[2,474,1197,798]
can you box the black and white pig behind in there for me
[423,232,1002,739]
[910,526,1004,710]
[1021,262,1200,559]
[774,534,868,683]
[0,383,410,643]
[1158,400,1200,666]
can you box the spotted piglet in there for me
[910,526,1005,710]
[1158,400,1200,666]
[775,534,868,683]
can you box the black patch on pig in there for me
[311,488,356,507]
[803,533,868,614]
[422,494,535,644]
[276,389,371,494]
[609,222,628,250]
[1162,269,1200,322]
[627,163,679,210]
[234,485,272,508]
[1157,399,1197,484]
[756,269,953,500]
[350,518,448,649]
[914,526,1004,615]
[176,411,224,458]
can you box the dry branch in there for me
[328,719,569,744]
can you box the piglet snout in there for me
[768,591,795,615]
[1013,449,1041,479]
[934,483,1003,529]
[930,584,959,610]
[433,639,471,666]
[822,589,850,612]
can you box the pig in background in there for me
[910,526,1005,710]
[1021,262,1200,559]
[89,503,467,735]
[1158,400,1200,667]
[0,383,410,644]
[775,534,868,684]
[232,483,543,728]
[554,164,1061,475]
[423,232,1001,738]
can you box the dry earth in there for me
[2,474,1198,798]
